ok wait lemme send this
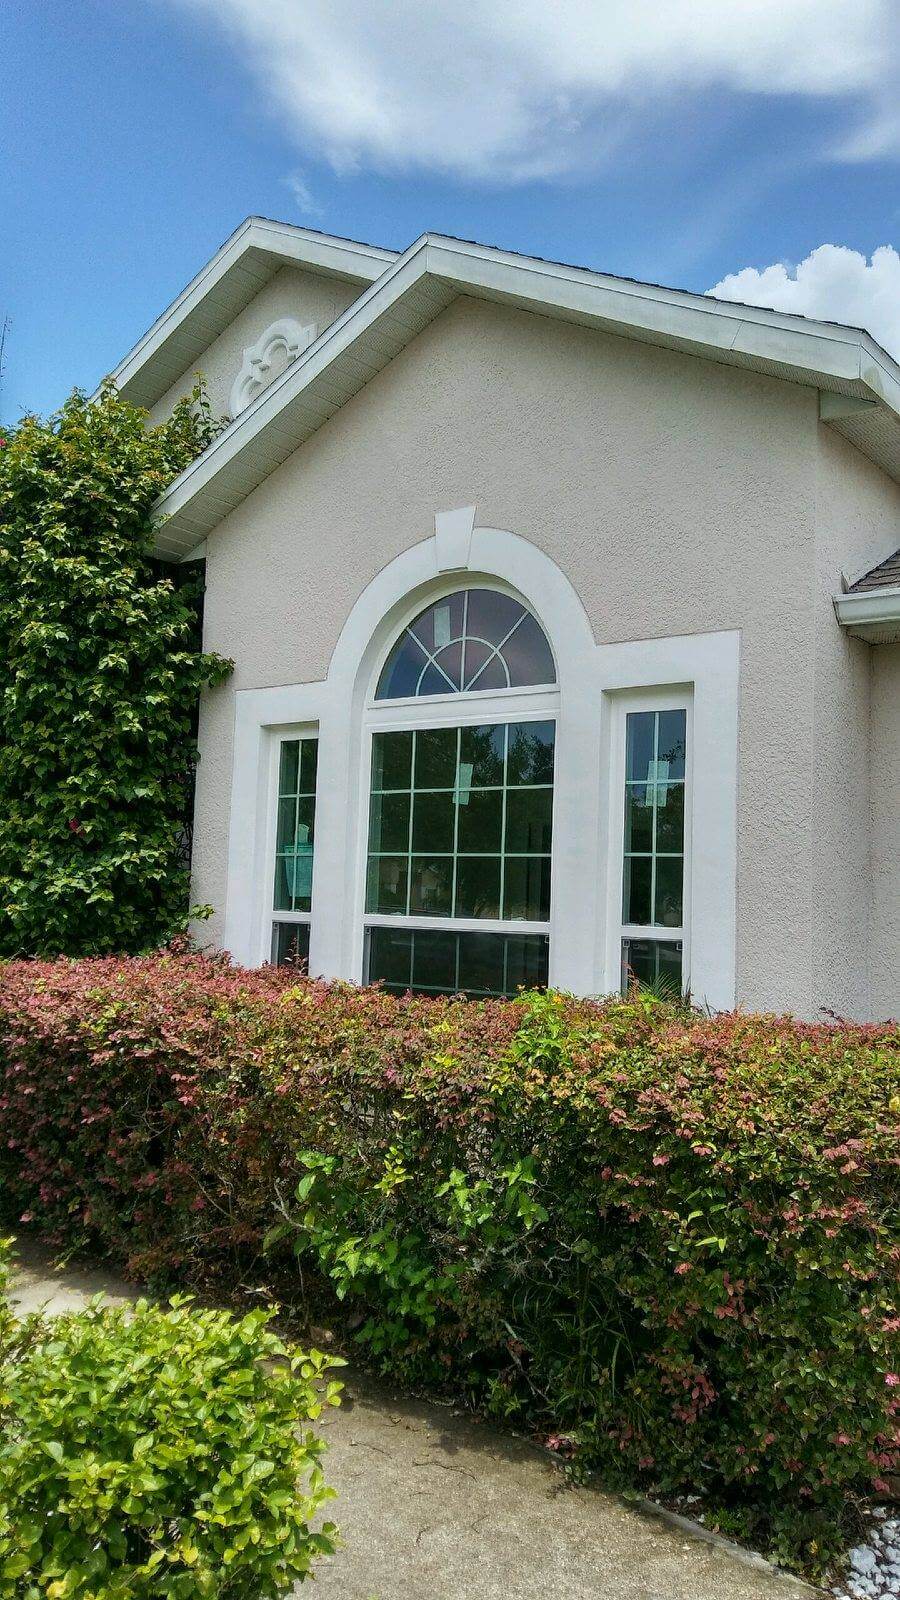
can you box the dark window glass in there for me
[412,790,455,853]
[369,791,411,854]
[456,789,503,854]
[375,589,555,700]
[414,727,457,789]
[272,921,311,969]
[455,856,501,919]
[622,709,686,932]
[367,928,549,998]
[409,857,454,917]
[503,856,551,921]
[621,938,682,994]
[273,738,317,915]
[372,730,413,791]
[366,855,409,914]
[459,723,505,787]
[507,722,555,785]
[505,788,553,853]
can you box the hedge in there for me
[0,1242,341,1597]
[0,953,897,1573]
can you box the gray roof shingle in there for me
[849,549,900,592]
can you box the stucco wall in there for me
[146,266,361,426]
[191,293,836,1013]
[870,645,900,1020]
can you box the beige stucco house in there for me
[108,218,900,1019]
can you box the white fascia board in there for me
[834,586,900,639]
[101,217,397,404]
[421,235,894,393]
[154,237,432,528]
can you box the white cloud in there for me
[282,169,321,217]
[164,0,899,181]
[708,245,900,360]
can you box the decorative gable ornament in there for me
[229,317,317,417]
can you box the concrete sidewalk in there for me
[9,1241,817,1600]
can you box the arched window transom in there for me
[376,588,555,701]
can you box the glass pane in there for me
[625,712,655,784]
[367,926,412,990]
[457,931,505,994]
[503,856,551,921]
[503,612,556,687]
[276,796,297,853]
[414,727,457,789]
[455,856,501,919]
[273,856,294,912]
[299,740,318,795]
[657,710,686,780]
[409,857,453,916]
[655,782,684,853]
[466,653,509,692]
[412,790,456,853]
[456,789,503,854]
[410,592,466,656]
[624,784,653,853]
[278,740,299,795]
[372,731,413,791]
[366,856,409,914]
[375,589,554,699]
[623,855,652,924]
[432,641,463,691]
[507,722,555,785]
[460,724,505,787]
[465,588,526,648]
[377,633,430,700]
[621,938,682,994]
[271,921,310,968]
[505,787,553,853]
[411,929,457,991]
[504,934,549,991]
[369,791,410,853]
[654,856,684,927]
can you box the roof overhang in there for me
[834,585,900,643]
[150,231,900,560]
[103,217,397,411]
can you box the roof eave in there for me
[150,232,900,559]
[101,217,397,411]
[834,586,900,643]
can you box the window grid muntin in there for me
[619,706,688,994]
[366,721,554,924]
[622,709,685,931]
[376,587,556,703]
[271,734,318,967]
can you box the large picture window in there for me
[619,705,688,994]
[364,586,557,998]
[271,734,317,967]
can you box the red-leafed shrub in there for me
[0,952,897,1573]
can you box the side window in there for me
[271,735,318,967]
[620,707,688,994]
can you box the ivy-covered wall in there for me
[0,384,231,956]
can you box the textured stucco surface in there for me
[188,293,897,1017]
[870,646,900,1020]
[146,266,360,426]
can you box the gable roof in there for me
[148,226,900,561]
[103,217,397,411]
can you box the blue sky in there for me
[2,0,899,426]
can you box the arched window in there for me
[376,588,555,700]
[363,586,558,999]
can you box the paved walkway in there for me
[9,1241,817,1600]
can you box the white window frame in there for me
[264,723,319,965]
[358,587,560,990]
[607,689,693,994]
[221,517,739,1010]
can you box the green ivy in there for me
[0,384,232,955]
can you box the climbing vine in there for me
[0,382,231,955]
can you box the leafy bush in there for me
[0,953,897,1573]
[0,386,230,957]
[0,1283,341,1597]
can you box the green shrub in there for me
[0,385,231,957]
[0,953,897,1574]
[0,1292,341,1598]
